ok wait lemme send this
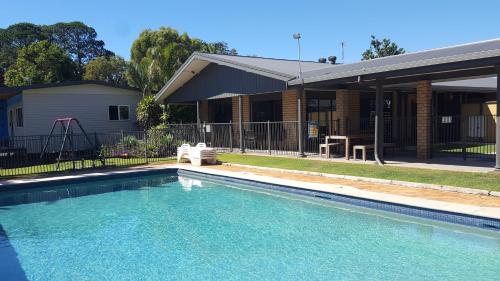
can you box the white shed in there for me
[0,81,142,137]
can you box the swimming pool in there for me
[1,171,499,280]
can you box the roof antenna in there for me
[341,41,346,63]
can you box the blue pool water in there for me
[0,173,500,281]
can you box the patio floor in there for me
[310,155,495,173]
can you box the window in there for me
[251,100,282,122]
[109,105,129,121]
[119,105,129,120]
[15,107,23,127]
[306,97,336,136]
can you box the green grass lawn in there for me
[0,157,175,178]
[438,143,495,154]
[217,154,500,191]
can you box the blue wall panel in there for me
[166,64,287,103]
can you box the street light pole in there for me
[293,33,305,157]
[293,33,303,81]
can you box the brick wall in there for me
[199,101,209,122]
[335,90,360,134]
[282,88,306,122]
[231,96,250,123]
[282,89,298,121]
[416,80,432,159]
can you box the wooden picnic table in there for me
[326,134,373,160]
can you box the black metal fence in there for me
[0,117,497,177]
[204,121,300,155]
[433,115,496,160]
[0,126,199,177]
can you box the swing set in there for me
[40,118,105,170]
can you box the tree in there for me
[4,41,76,86]
[0,21,112,85]
[136,95,164,129]
[44,22,113,76]
[83,55,128,86]
[128,27,236,125]
[127,58,152,96]
[128,27,237,93]
[0,23,47,85]
[362,35,405,60]
[202,41,237,55]
[129,27,200,92]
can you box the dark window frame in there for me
[109,105,130,121]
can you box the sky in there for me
[1,0,500,63]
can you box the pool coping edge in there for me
[177,166,500,231]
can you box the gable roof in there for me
[155,52,334,102]
[0,80,140,95]
[289,38,500,86]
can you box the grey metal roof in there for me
[197,53,336,78]
[0,80,139,94]
[289,39,500,85]
[155,52,334,102]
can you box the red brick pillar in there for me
[336,90,360,135]
[349,91,360,134]
[281,89,303,149]
[232,96,250,122]
[416,80,432,159]
[282,89,298,121]
[199,100,209,122]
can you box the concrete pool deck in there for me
[1,162,500,221]
[177,164,500,220]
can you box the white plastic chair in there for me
[177,144,191,163]
[189,142,216,166]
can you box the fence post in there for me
[229,121,233,152]
[39,135,44,165]
[70,129,75,171]
[203,122,206,144]
[120,129,124,151]
[267,120,271,155]
[94,132,99,167]
[239,95,245,153]
[144,130,148,164]
[297,90,304,157]
[461,116,467,161]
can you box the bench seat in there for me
[319,142,341,158]
[352,143,396,161]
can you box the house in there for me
[0,81,142,137]
[155,39,500,168]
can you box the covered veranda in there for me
[289,39,500,169]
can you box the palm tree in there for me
[127,58,151,97]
